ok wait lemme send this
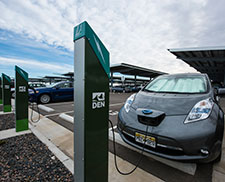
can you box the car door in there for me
[52,82,73,101]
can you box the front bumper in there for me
[29,94,37,103]
[117,107,222,162]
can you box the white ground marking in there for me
[109,102,124,106]
[44,111,73,118]
[59,113,74,123]
[38,105,55,112]
[109,125,117,131]
[45,102,74,107]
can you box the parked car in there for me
[111,86,124,93]
[118,73,224,163]
[29,83,46,88]
[29,81,73,104]
[131,85,142,92]
[124,86,133,93]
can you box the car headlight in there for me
[184,98,214,124]
[29,90,39,94]
[124,94,136,113]
[29,90,34,94]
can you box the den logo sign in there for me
[92,92,105,109]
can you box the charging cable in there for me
[29,87,41,123]
[109,119,149,175]
[30,102,41,123]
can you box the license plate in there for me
[135,132,156,148]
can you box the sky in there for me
[0,0,225,78]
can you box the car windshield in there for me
[47,82,65,88]
[47,82,73,88]
[144,75,207,94]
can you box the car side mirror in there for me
[55,86,60,90]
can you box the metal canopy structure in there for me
[110,63,165,78]
[168,46,225,83]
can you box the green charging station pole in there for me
[15,66,29,132]
[2,73,11,112]
[0,77,2,104]
[73,21,110,182]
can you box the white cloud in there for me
[0,56,73,73]
[0,0,225,75]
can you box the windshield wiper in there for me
[143,89,156,93]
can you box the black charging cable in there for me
[30,102,41,123]
[108,119,149,175]
[29,87,41,123]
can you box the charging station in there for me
[2,73,11,112]
[15,66,29,132]
[73,21,110,182]
[0,77,2,104]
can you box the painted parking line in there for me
[43,111,74,118]
[45,102,74,107]
[109,102,124,107]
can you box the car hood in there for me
[131,91,210,115]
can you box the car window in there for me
[145,75,207,93]
[59,82,71,88]
[69,82,73,88]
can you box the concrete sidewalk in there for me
[29,108,225,181]
[29,109,163,182]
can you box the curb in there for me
[0,128,31,140]
[30,125,74,174]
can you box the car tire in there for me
[214,151,222,163]
[39,94,51,104]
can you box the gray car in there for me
[118,73,224,163]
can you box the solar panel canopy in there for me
[168,46,225,84]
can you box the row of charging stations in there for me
[0,66,29,132]
[0,21,110,181]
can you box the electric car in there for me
[117,73,224,163]
[29,81,73,104]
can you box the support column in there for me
[111,72,114,88]
[0,77,2,104]
[134,75,137,89]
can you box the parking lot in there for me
[32,93,225,182]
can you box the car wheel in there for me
[39,94,51,104]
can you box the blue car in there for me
[29,81,73,104]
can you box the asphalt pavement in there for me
[31,92,225,181]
